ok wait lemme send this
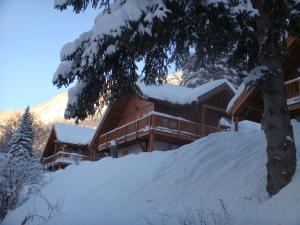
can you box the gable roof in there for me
[137,79,236,105]
[90,79,236,147]
[53,123,96,145]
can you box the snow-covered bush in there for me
[0,107,44,220]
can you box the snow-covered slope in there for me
[3,121,300,225]
[0,92,69,125]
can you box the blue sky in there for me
[0,0,99,111]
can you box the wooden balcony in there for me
[285,77,300,107]
[42,151,89,168]
[97,112,221,151]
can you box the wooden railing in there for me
[42,151,89,167]
[286,77,300,100]
[97,112,221,151]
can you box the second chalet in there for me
[227,37,300,130]
[90,79,236,159]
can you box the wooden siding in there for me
[116,94,154,127]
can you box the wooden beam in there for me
[202,103,226,113]
[245,105,261,112]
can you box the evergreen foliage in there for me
[53,0,300,194]
[53,0,300,120]
[0,107,44,220]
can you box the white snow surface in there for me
[4,120,300,225]
[138,79,236,105]
[53,123,95,145]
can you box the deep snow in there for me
[138,79,236,105]
[3,121,300,225]
[53,123,95,145]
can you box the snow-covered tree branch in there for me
[53,0,300,195]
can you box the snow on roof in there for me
[226,82,246,113]
[137,79,236,105]
[53,123,96,145]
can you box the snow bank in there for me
[54,123,95,145]
[3,121,300,225]
[138,79,236,105]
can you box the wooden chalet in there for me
[227,37,300,129]
[90,79,236,159]
[41,123,96,170]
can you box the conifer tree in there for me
[53,0,300,195]
[8,107,34,159]
[0,107,43,220]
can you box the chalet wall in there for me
[56,144,90,158]
[202,90,232,109]
[117,144,144,157]
[116,94,154,127]
[154,141,179,151]
[116,140,179,158]
[154,102,201,123]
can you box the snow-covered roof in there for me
[226,82,246,113]
[53,123,96,145]
[137,79,236,105]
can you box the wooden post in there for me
[148,131,154,152]
[151,114,156,128]
[201,105,205,136]
[91,144,96,161]
[135,120,138,138]
[234,117,239,131]
[105,135,108,149]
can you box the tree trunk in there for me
[262,72,297,195]
[252,0,297,195]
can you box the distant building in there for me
[41,123,95,170]
[227,37,300,130]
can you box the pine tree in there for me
[8,107,34,159]
[180,57,246,88]
[53,0,300,195]
[0,107,43,220]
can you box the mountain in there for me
[0,92,69,125]
[0,92,101,152]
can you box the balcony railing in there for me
[97,112,221,151]
[286,77,300,104]
[42,151,89,167]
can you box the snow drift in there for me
[3,121,300,225]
